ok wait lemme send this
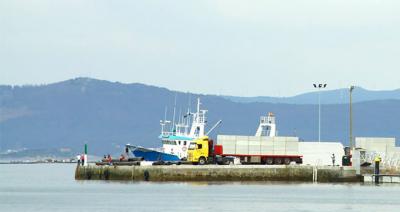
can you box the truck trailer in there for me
[187,136,303,165]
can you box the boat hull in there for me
[127,145,180,161]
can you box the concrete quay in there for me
[75,165,360,182]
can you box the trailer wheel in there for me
[223,159,229,165]
[274,158,282,165]
[266,158,274,165]
[223,158,233,165]
[284,158,291,165]
[198,157,206,165]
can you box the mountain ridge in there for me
[1,78,399,155]
[2,77,400,105]
[222,87,400,104]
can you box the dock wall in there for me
[75,165,360,182]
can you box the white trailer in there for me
[216,135,303,165]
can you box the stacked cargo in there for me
[355,137,396,153]
[217,135,300,156]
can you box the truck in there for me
[187,136,234,165]
[187,113,303,165]
[187,135,303,165]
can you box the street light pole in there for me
[349,86,355,149]
[318,88,321,143]
[313,83,327,143]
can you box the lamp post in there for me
[313,83,327,143]
[349,86,355,149]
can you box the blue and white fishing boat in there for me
[126,98,220,161]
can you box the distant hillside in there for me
[223,87,400,104]
[1,78,399,156]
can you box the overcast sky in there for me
[1,0,399,96]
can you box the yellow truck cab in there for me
[187,136,210,165]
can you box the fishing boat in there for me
[126,98,221,161]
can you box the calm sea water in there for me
[1,164,400,212]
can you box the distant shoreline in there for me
[0,161,78,164]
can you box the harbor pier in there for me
[75,165,360,182]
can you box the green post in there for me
[83,143,88,166]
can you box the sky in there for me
[1,0,399,97]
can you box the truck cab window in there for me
[188,142,196,150]
[197,144,202,149]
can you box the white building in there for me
[299,142,344,166]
